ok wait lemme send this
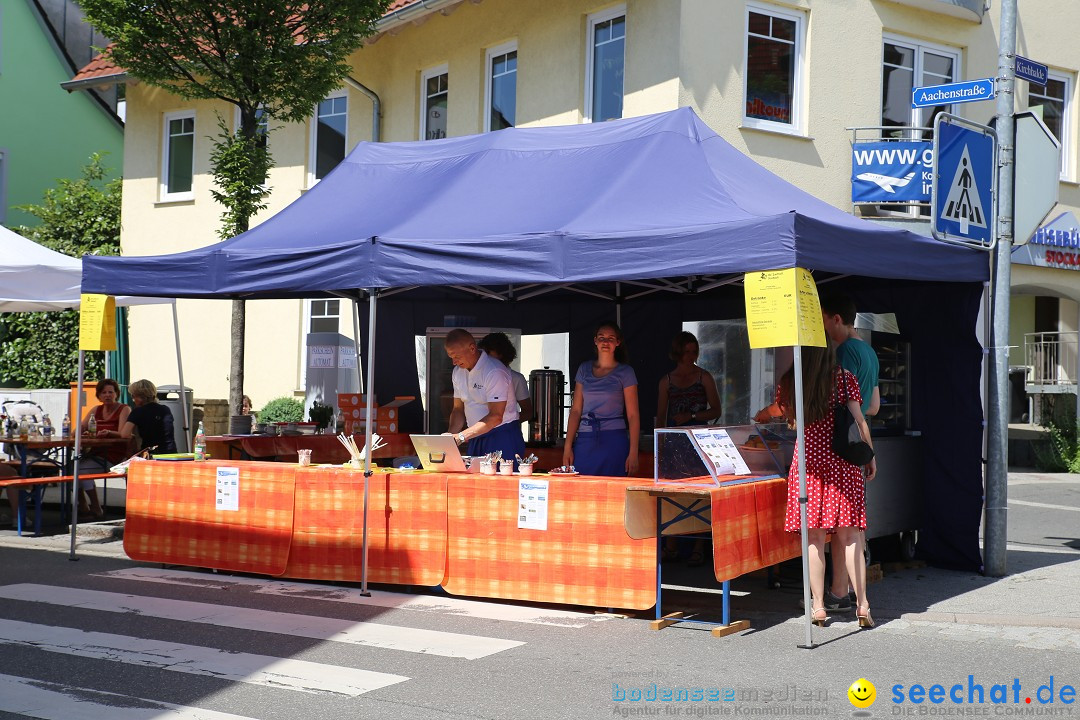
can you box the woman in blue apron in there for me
[562,322,640,476]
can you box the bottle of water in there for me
[194,421,207,461]
[88,413,98,435]
[61,414,71,439]
[42,414,53,439]
[18,416,29,439]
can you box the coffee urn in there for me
[529,368,565,446]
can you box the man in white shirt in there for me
[445,329,526,462]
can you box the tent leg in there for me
[69,351,86,560]
[360,289,378,596]
[792,346,813,648]
[352,300,364,395]
[173,303,190,450]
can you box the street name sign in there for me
[1015,56,1048,86]
[912,79,994,108]
[931,113,996,247]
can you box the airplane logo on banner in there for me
[854,171,916,193]
[940,145,987,235]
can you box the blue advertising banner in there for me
[851,141,933,203]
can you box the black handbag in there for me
[832,369,875,466]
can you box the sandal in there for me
[687,550,706,567]
[811,605,830,627]
[857,604,875,629]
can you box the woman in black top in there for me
[120,379,177,454]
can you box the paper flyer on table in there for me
[518,479,549,530]
[690,428,752,476]
[216,467,240,511]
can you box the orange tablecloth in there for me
[124,460,295,575]
[442,474,656,609]
[284,467,447,586]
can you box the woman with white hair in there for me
[120,379,177,454]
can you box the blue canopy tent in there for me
[83,108,990,578]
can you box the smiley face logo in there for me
[848,678,876,708]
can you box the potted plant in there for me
[309,401,335,432]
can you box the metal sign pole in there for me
[984,0,1018,577]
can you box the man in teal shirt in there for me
[819,294,879,610]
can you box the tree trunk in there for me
[230,299,245,414]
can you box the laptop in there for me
[409,434,468,472]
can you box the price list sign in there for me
[743,268,826,349]
[79,293,117,351]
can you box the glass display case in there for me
[872,337,911,433]
[653,424,792,484]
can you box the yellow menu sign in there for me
[744,268,826,349]
[79,294,117,351]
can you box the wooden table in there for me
[205,433,414,464]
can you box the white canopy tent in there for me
[1,224,181,553]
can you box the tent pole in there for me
[360,289,378,596]
[352,299,364,395]
[615,282,622,327]
[792,345,813,648]
[69,350,86,560]
[173,302,190,450]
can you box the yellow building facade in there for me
[109,0,1080,408]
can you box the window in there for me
[310,93,347,184]
[234,105,269,137]
[485,42,518,132]
[161,111,195,200]
[421,65,449,140]
[881,36,960,139]
[744,4,805,133]
[1029,72,1072,177]
[586,6,625,123]
[309,300,340,333]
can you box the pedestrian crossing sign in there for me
[932,114,996,247]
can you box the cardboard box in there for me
[338,393,377,410]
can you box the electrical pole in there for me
[984,0,1017,577]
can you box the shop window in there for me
[586,6,625,123]
[881,36,960,140]
[422,66,449,140]
[486,42,518,132]
[310,94,347,184]
[161,110,195,200]
[743,4,805,133]
[1029,73,1072,178]
[309,299,340,334]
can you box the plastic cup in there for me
[297,449,312,466]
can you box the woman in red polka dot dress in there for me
[777,345,876,628]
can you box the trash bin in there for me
[157,385,193,453]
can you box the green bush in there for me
[1034,395,1079,472]
[258,396,304,423]
[308,400,335,430]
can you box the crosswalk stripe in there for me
[0,619,408,696]
[0,673,261,720]
[0,584,524,659]
[97,567,609,627]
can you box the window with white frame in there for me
[586,6,625,123]
[161,111,195,200]
[881,36,960,139]
[309,299,340,333]
[486,42,517,132]
[234,105,269,137]
[311,93,347,184]
[422,66,449,140]
[744,4,805,132]
[1029,72,1072,177]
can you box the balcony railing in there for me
[1024,331,1079,394]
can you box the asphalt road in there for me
[0,471,1077,719]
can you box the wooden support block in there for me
[866,563,883,584]
[710,619,750,638]
[649,611,684,630]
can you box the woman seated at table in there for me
[79,378,131,516]
[120,379,177,454]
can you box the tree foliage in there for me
[0,154,117,387]
[79,0,391,410]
